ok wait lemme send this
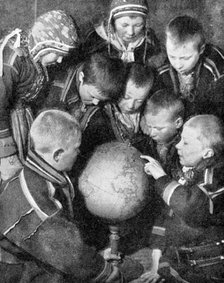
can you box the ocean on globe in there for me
[78,142,149,223]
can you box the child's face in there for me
[79,84,106,105]
[118,79,149,113]
[78,72,107,105]
[176,125,205,167]
[144,108,181,144]
[114,15,145,44]
[166,36,202,75]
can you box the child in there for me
[104,62,154,150]
[44,53,126,128]
[141,114,224,283]
[158,15,224,119]
[0,10,80,180]
[140,89,184,175]
[0,109,127,282]
[82,0,164,67]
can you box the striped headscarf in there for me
[109,0,148,21]
[106,0,148,62]
[28,10,80,61]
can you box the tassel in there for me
[0,28,22,76]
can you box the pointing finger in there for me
[140,155,154,162]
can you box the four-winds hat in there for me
[109,0,148,19]
[28,10,80,61]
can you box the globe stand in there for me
[109,225,121,266]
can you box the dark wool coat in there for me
[157,44,224,119]
[151,158,224,282]
[82,23,164,67]
[0,149,123,282]
[0,30,49,159]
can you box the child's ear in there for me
[78,71,84,84]
[199,44,205,55]
[203,148,214,159]
[53,149,64,162]
[175,117,183,129]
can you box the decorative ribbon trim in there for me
[0,28,21,76]
[19,169,49,221]
[162,180,180,205]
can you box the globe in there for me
[78,142,149,223]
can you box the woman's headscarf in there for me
[28,10,80,61]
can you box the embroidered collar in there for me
[25,149,68,186]
[95,21,145,62]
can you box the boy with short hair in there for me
[44,52,126,128]
[0,109,130,282]
[158,15,224,119]
[140,89,184,175]
[141,114,224,283]
[104,62,154,149]
[0,10,80,181]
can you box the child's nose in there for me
[176,141,181,149]
[127,26,134,36]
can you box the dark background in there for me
[0,0,224,49]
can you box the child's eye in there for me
[135,24,143,27]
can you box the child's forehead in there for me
[182,125,200,140]
[166,33,200,48]
[145,107,174,121]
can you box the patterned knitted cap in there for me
[109,0,148,19]
[28,10,79,61]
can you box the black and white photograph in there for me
[0,0,224,282]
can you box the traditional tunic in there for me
[82,22,164,67]
[0,149,124,282]
[151,158,224,282]
[0,30,48,161]
[157,44,224,118]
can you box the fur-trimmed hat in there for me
[28,10,80,61]
[109,0,148,20]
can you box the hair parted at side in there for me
[166,15,205,49]
[81,53,126,101]
[185,114,224,156]
[125,62,154,89]
[30,109,81,153]
[144,89,185,120]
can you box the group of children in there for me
[0,0,224,282]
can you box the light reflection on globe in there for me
[78,142,149,222]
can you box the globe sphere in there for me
[78,142,149,222]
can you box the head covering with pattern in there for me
[109,0,148,20]
[28,10,80,61]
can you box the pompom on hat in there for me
[109,0,148,20]
[28,10,80,61]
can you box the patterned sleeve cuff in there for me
[155,176,180,206]
[93,261,123,283]
[0,136,17,158]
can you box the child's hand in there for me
[100,247,123,262]
[140,155,167,180]
[140,269,165,283]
